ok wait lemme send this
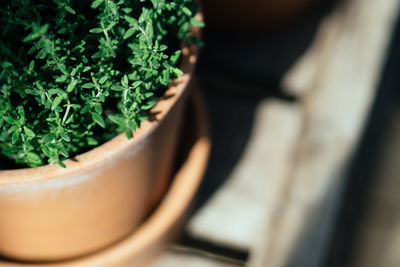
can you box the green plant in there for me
[0,0,203,168]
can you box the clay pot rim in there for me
[0,89,211,266]
[0,15,202,185]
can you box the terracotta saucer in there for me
[0,88,211,267]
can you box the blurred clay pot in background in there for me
[201,0,320,34]
[0,38,199,263]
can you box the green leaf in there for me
[123,75,129,86]
[190,18,205,27]
[99,76,107,84]
[65,6,76,14]
[11,128,21,144]
[39,24,49,35]
[91,112,105,128]
[150,0,158,7]
[66,79,78,92]
[35,82,45,90]
[82,83,95,89]
[111,85,124,91]
[26,152,43,166]
[125,129,132,139]
[23,126,35,138]
[124,16,138,25]
[108,114,124,125]
[173,67,184,76]
[131,81,142,89]
[59,147,69,158]
[51,96,63,110]
[57,161,67,168]
[123,27,136,39]
[91,0,104,9]
[41,133,55,143]
[127,120,137,131]
[60,132,70,142]
[87,137,98,146]
[55,76,68,83]
[4,116,16,124]
[83,66,91,72]
[1,61,12,68]
[23,32,40,42]
[122,8,132,14]
[71,68,78,76]
[162,69,170,84]
[138,115,148,122]
[28,60,35,71]
[139,8,149,23]
[142,100,156,110]
[182,7,192,16]
[94,103,103,114]
[89,28,103,33]
[170,50,181,64]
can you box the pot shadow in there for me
[193,86,262,210]
[196,0,340,97]
[192,0,340,212]
[174,0,341,262]
[160,92,175,101]
[147,111,162,122]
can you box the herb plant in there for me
[0,0,203,168]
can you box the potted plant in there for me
[0,89,211,267]
[0,0,203,262]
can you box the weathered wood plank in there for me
[151,248,242,267]
[350,107,400,267]
[187,99,302,249]
[250,0,400,266]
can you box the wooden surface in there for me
[251,0,400,266]
[349,106,400,267]
[152,0,400,266]
[188,100,302,250]
[152,246,242,267]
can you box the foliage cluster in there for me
[0,0,202,168]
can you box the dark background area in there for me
[186,0,400,265]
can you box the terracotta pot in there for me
[201,0,319,34]
[0,89,211,266]
[0,18,201,262]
